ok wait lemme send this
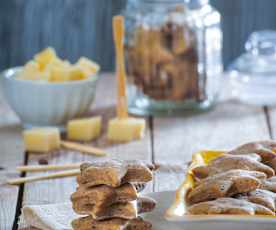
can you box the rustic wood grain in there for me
[0,95,24,230]
[153,103,270,191]
[20,74,153,229]
[266,107,276,139]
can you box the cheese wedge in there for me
[107,118,145,142]
[67,116,102,142]
[23,128,61,153]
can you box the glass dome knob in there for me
[245,30,276,56]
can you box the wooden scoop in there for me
[107,16,146,142]
[113,15,128,119]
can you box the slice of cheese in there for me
[34,47,57,70]
[23,128,61,153]
[76,57,100,75]
[107,118,146,142]
[67,116,102,142]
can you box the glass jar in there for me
[124,0,223,116]
[228,31,276,106]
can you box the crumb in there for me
[38,158,49,165]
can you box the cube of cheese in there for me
[17,61,40,80]
[76,57,100,75]
[69,66,87,81]
[34,47,57,70]
[44,57,71,71]
[48,67,71,82]
[67,116,102,141]
[107,118,146,142]
[23,128,61,153]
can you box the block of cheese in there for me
[76,57,100,74]
[67,116,102,142]
[69,66,87,81]
[23,128,61,153]
[48,67,71,82]
[34,47,57,70]
[17,47,100,82]
[107,118,145,142]
[45,57,70,71]
[17,61,40,80]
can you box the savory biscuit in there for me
[261,176,276,193]
[236,189,276,212]
[78,161,128,187]
[72,216,152,230]
[73,196,156,220]
[187,197,274,215]
[71,183,138,213]
[228,141,276,171]
[78,161,153,188]
[187,170,266,204]
[193,154,274,179]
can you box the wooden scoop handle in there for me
[113,15,128,119]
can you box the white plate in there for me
[144,191,276,230]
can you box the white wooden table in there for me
[0,73,274,230]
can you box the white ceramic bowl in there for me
[0,67,98,128]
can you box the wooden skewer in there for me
[113,15,128,119]
[60,140,107,157]
[7,169,80,185]
[9,162,164,185]
[16,163,81,172]
[16,162,162,173]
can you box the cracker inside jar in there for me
[126,21,204,102]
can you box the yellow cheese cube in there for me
[76,57,100,74]
[67,116,102,141]
[69,66,87,81]
[18,61,40,80]
[44,57,71,71]
[40,71,51,81]
[23,128,61,153]
[48,67,71,82]
[34,47,57,70]
[107,118,146,142]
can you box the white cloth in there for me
[19,203,79,230]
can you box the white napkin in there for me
[19,203,79,230]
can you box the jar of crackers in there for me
[124,0,223,115]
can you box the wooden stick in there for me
[60,141,107,156]
[16,163,81,172]
[16,162,162,173]
[7,169,80,185]
[113,15,128,119]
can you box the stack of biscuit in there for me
[71,160,156,230]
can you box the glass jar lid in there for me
[228,30,276,106]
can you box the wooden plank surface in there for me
[153,102,270,191]
[0,73,273,229]
[0,96,24,230]
[20,74,153,229]
[266,107,276,139]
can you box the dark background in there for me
[0,0,275,71]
